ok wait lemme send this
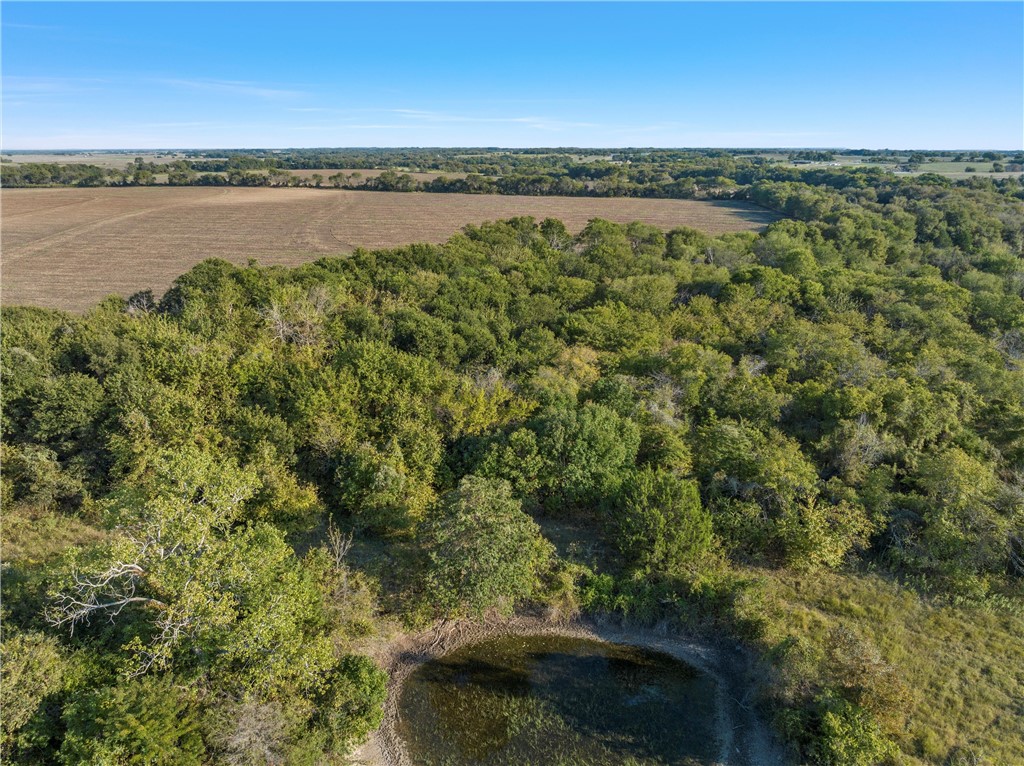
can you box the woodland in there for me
[3,154,1024,765]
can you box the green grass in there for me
[2,506,107,565]
[767,155,1021,178]
[750,570,1024,765]
[1,506,108,629]
[908,161,997,173]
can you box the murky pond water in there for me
[397,634,720,766]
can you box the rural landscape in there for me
[0,179,776,310]
[2,3,1023,766]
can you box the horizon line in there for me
[4,145,1023,153]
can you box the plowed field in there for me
[1,187,777,311]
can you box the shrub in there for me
[0,632,64,758]
[809,694,898,766]
[612,466,714,576]
[313,654,388,752]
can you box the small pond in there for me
[397,634,720,766]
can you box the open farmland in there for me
[195,168,469,183]
[1,186,777,311]
[1,151,190,168]
[284,168,468,182]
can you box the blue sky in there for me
[3,2,1022,150]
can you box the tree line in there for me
[5,150,1023,210]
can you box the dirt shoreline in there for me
[348,613,789,766]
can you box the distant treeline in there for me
[1,162,111,187]
[5,152,1024,216]
[8,147,1024,194]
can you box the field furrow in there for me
[1,187,778,311]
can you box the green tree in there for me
[335,440,434,535]
[612,467,714,576]
[423,476,552,616]
[60,674,204,766]
[909,447,1009,590]
[0,632,64,758]
[1,443,84,510]
[533,402,641,512]
[312,655,388,753]
[475,427,545,498]
[47,448,335,692]
[805,695,897,766]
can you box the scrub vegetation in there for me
[2,153,1024,765]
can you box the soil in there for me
[1,187,777,311]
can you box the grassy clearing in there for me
[750,570,1024,765]
[769,155,1023,178]
[0,152,190,168]
[1,506,107,565]
[905,171,1023,181]
[910,161,997,173]
[1,506,108,630]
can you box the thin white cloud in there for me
[606,122,690,134]
[600,122,842,143]
[706,131,840,141]
[390,108,529,123]
[287,107,405,116]
[157,78,305,100]
[140,121,227,129]
[282,107,599,132]
[527,118,601,132]
[3,76,109,95]
[292,124,417,131]
[343,124,420,130]
[3,22,62,30]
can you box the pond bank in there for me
[348,613,789,766]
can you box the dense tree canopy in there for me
[3,161,1023,764]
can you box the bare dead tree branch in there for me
[48,556,168,632]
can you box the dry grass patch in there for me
[1,506,108,565]
[754,570,1024,765]
[1,152,187,168]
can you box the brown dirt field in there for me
[1,187,777,312]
